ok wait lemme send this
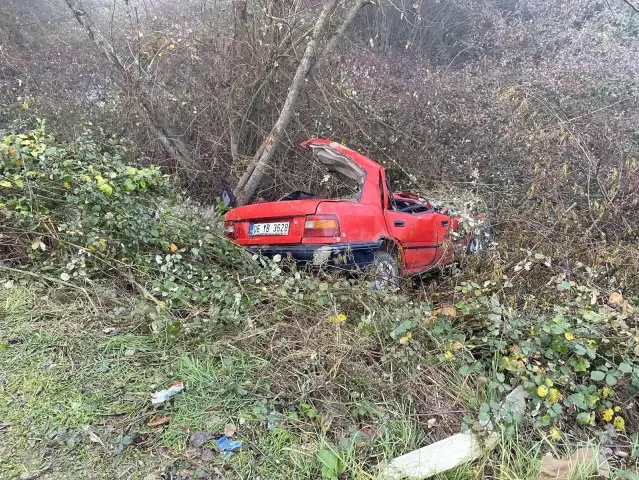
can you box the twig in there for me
[620,0,639,13]
[0,264,96,311]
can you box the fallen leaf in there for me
[538,448,610,480]
[88,430,105,447]
[200,448,214,462]
[189,431,214,449]
[224,423,237,437]
[169,243,178,253]
[608,292,623,306]
[440,306,457,317]
[147,416,171,428]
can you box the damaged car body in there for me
[224,139,486,287]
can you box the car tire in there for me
[370,250,400,291]
[467,219,491,255]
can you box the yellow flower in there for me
[444,351,455,361]
[613,416,625,431]
[549,426,561,441]
[399,333,412,344]
[602,387,612,398]
[614,406,621,412]
[549,388,560,404]
[329,313,347,324]
[602,408,614,422]
[564,332,574,341]
[537,385,549,398]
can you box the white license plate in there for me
[249,222,290,236]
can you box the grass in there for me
[1,280,637,479]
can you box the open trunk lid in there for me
[225,199,320,245]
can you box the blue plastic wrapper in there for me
[217,435,242,452]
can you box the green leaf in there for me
[478,412,490,423]
[557,281,571,291]
[590,371,605,381]
[576,412,591,425]
[618,362,632,374]
[317,448,343,480]
[13,177,24,189]
[99,184,113,195]
[605,374,617,386]
[0,180,12,188]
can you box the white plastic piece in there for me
[151,380,184,404]
[380,386,527,479]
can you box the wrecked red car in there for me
[225,139,487,288]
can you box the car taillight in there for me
[304,214,340,237]
[224,220,236,239]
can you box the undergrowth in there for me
[1,121,639,478]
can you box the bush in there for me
[0,120,244,311]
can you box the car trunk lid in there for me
[225,199,321,245]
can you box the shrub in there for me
[0,120,244,311]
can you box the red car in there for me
[225,139,487,288]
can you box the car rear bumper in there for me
[247,241,383,268]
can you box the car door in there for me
[433,212,453,264]
[385,210,439,271]
[380,170,440,272]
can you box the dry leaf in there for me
[88,430,105,447]
[147,416,171,428]
[440,306,457,318]
[169,243,178,253]
[224,423,237,437]
[608,292,623,306]
[538,448,610,480]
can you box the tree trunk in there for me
[63,0,193,177]
[234,0,367,205]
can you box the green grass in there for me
[1,281,637,479]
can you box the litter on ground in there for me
[151,380,184,404]
[381,386,527,479]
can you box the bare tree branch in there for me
[234,0,369,204]
[63,0,194,177]
[620,0,639,13]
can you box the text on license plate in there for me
[249,222,290,236]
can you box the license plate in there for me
[249,222,290,236]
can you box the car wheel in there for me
[467,220,491,255]
[370,251,400,291]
